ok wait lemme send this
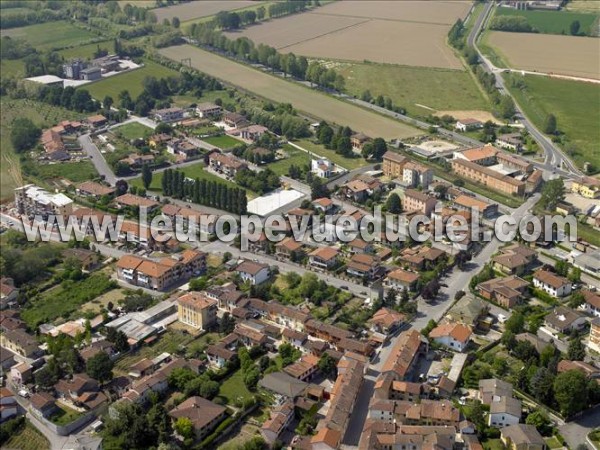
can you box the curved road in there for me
[469,1,582,177]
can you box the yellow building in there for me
[572,176,600,199]
[177,292,217,330]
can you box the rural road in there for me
[470,1,582,177]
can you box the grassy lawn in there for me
[0,98,82,201]
[202,135,243,150]
[80,288,127,316]
[294,139,369,171]
[0,21,97,51]
[0,58,25,78]
[48,404,84,425]
[114,329,198,375]
[337,62,490,116]
[32,161,99,183]
[217,369,254,405]
[130,162,255,197]
[84,59,180,100]
[171,90,229,108]
[113,122,154,140]
[482,439,505,450]
[503,73,600,171]
[577,221,600,247]
[3,420,50,450]
[495,7,598,35]
[59,40,114,60]
[267,144,311,176]
[21,273,116,328]
[544,436,563,449]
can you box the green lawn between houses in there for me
[294,139,370,171]
[267,143,311,176]
[202,134,243,150]
[113,122,154,141]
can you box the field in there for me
[294,139,369,171]
[217,369,254,405]
[267,144,310,176]
[0,58,25,78]
[0,21,97,51]
[202,135,243,150]
[486,31,600,80]
[58,40,114,60]
[495,7,599,35]
[503,73,600,169]
[113,122,154,140]
[0,98,83,202]
[159,45,422,140]
[224,1,471,69]
[566,0,600,13]
[151,0,257,23]
[32,161,98,183]
[83,60,180,100]
[338,62,490,116]
[3,421,50,450]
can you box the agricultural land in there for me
[494,7,599,35]
[151,0,258,24]
[159,44,423,140]
[0,20,98,52]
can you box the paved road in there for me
[342,192,541,446]
[560,404,600,450]
[469,1,581,177]
[79,134,117,185]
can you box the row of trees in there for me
[161,168,248,214]
[245,102,311,140]
[235,168,281,195]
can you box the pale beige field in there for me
[224,1,471,69]
[159,45,423,140]
[488,32,600,80]
[151,0,257,23]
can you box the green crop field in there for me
[83,60,180,100]
[0,21,97,51]
[294,139,370,171]
[113,122,153,140]
[495,7,599,35]
[267,144,310,176]
[202,135,242,150]
[504,73,600,170]
[337,62,490,116]
[59,40,114,60]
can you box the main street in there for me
[342,192,541,446]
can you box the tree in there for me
[568,337,586,361]
[554,370,589,416]
[371,137,388,161]
[318,353,337,377]
[555,259,569,277]
[570,20,580,35]
[86,351,114,383]
[103,95,114,110]
[142,164,153,190]
[174,417,194,440]
[540,178,565,211]
[504,311,525,334]
[10,118,41,153]
[384,288,398,307]
[526,410,552,435]
[529,367,555,407]
[568,291,585,309]
[543,113,557,134]
[219,312,236,335]
[310,177,329,200]
[386,193,402,214]
[172,17,180,28]
[115,179,128,196]
[155,122,173,134]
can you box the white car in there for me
[18,389,29,398]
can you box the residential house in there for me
[114,193,159,212]
[208,152,248,178]
[87,114,107,128]
[261,399,294,445]
[10,362,32,385]
[544,306,587,334]
[196,102,222,118]
[235,260,270,285]
[275,237,304,258]
[14,184,73,218]
[0,278,18,310]
[402,161,433,189]
[455,119,483,132]
[205,344,236,369]
[403,400,460,427]
[0,329,40,358]
[346,254,381,280]
[311,158,335,178]
[557,360,600,378]
[169,396,227,441]
[282,328,308,350]
[489,396,522,428]
[501,424,545,450]
[533,269,572,297]
[588,318,600,353]
[76,181,115,200]
[283,354,320,382]
[389,381,423,402]
[350,132,371,151]
[309,247,340,270]
[239,124,268,141]
[380,329,428,381]
[313,197,335,214]
[148,133,171,149]
[340,174,383,203]
[479,379,513,405]
[398,246,447,271]
[385,269,420,291]
[477,276,529,309]
[153,107,184,123]
[166,139,198,160]
[223,112,248,129]
[403,189,437,216]
[492,244,537,275]
[454,146,498,166]
[496,133,524,152]
[454,194,498,218]
[119,153,155,168]
[369,308,406,335]
[572,176,600,199]
[382,151,408,179]
[428,323,472,352]
[0,387,17,422]
[348,238,375,255]
[496,151,532,174]
[177,292,217,330]
[29,392,58,419]
[62,248,99,271]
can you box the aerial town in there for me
[0,1,599,450]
